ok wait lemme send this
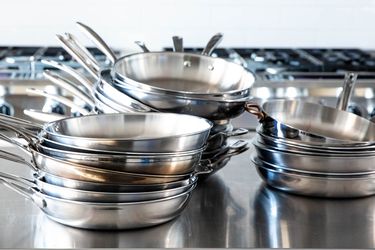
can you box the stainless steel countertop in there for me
[0,134,374,248]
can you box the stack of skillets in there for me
[251,73,375,198]
[24,22,253,176]
[0,112,213,229]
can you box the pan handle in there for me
[202,33,223,56]
[197,140,249,175]
[0,179,45,208]
[56,34,99,80]
[134,41,151,53]
[43,70,95,108]
[245,102,266,120]
[0,121,38,144]
[208,127,249,141]
[65,32,100,69]
[26,88,91,116]
[41,59,94,94]
[336,72,358,111]
[172,36,184,52]
[0,113,42,130]
[201,139,249,168]
[76,22,117,65]
[0,171,35,190]
[0,135,37,172]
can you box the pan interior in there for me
[113,52,255,94]
[263,100,375,141]
[44,113,211,139]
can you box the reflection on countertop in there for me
[253,185,375,248]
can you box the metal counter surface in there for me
[0,135,374,248]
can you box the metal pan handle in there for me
[26,88,91,116]
[0,113,42,130]
[201,139,249,168]
[43,70,95,108]
[336,72,358,111]
[172,36,184,52]
[65,32,101,70]
[0,171,35,190]
[0,121,38,144]
[41,59,94,94]
[245,102,266,120]
[134,41,151,53]
[0,179,45,208]
[76,22,117,65]
[208,127,249,141]
[56,34,99,80]
[202,33,223,56]
[194,163,214,176]
[0,135,37,172]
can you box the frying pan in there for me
[0,112,212,153]
[110,70,250,120]
[253,139,375,174]
[257,130,375,155]
[246,99,375,144]
[41,113,212,153]
[0,133,200,185]
[75,22,252,101]
[111,51,254,100]
[0,171,197,202]
[252,156,375,198]
[36,141,205,175]
[0,178,195,230]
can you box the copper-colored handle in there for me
[245,102,265,120]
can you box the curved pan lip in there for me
[30,147,196,179]
[112,77,252,103]
[254,137,375,157]
[256,127,375,151]
[33,182,197,206]
[38,136,207,157]
[111,51,256,97]
[252,155,375,179]
[35,174,198,197]
[253,139,375,159]
[41,170,198,190]
[42,113,213,142]
[259,100,375,143]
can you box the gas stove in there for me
[0,46,374,126]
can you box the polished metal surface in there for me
[1,177,195,230]
[253,139,375,174]
[76,22,117,65]
[42,113,212,153]
[201,33,223,56]
[0,134,374,247]
[336,72,358,111]
[36,142,205,175]
[114,78,249,120]
[253,156,375,198]
[251,100,375,143]
[0,171,197,203]
[112,51,254,98]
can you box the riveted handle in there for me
[245,102,265,120]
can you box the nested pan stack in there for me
[251,97,375,198]
[0,113,213,230]
[26,22,255,176]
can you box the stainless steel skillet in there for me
[246,99,375,144]
[0,133,198,185]
[0,178,195,230]
[0,171,197,202]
